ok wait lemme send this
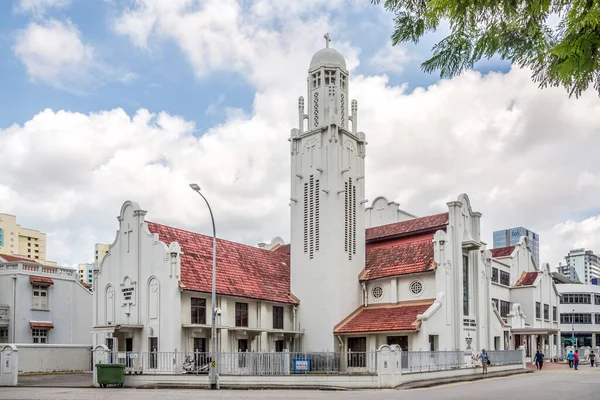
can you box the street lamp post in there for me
[572,308,575,348]
[189,183,218,390]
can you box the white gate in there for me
[0,344,18,386]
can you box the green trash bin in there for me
[96,363,125,388]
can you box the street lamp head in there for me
[189,183,201,192]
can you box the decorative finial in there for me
[324,33,331,48]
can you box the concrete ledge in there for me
[124,373,380,389]
[399,368,533,389]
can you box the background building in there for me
[79,263,94,286]
[0,254,92,344]
[0,213,48,263]
[493,226,540,267]
[555,282,600,348]
[95,243,109,264]
[556,249,600,284]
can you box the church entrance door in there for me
[125,338,133,368]
[193,338,208,368]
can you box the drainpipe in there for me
[12,275,16,342]
[292,306,297,331]
[362,283,367,307]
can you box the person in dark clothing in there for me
[590,351,595,367]
[535,350,544,370]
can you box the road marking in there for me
[411,376,507,390]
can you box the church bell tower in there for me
[289,34,367,352]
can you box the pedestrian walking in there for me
[590,351,595,368]
[535,349,544,370]
[574,350,579,370]
[479,348,490,375]
[567,350,574,368]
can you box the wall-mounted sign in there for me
[122,287,134,302]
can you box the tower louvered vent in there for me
[313,93,319,127]
[304,175,320,259]
[341,93,345,128]
[345,177,356,260]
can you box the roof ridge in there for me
[146,220,280,255]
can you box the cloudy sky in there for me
[1,0,600,269]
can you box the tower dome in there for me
[309,47,347,71]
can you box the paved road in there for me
[2,368,598,399]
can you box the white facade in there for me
[365,196,417,228]
[489,237,561,358]
[0,255,92,345]
[93,201,300,361]
[556,283,600,348]
[289,43,366,352]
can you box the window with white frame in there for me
[32,285,48,309]
[32,328,47,343]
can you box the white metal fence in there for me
[401,350,523,373]
[401,351,465,373]
[98,351,378,375]
[96,349,522,376]
[487,350,523,366]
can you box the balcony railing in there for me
[0,305,9,320]
[0,262,76,279]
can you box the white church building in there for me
[92,38,556,361]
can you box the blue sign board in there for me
[292,357,311,372]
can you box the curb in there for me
[398,368,533,389]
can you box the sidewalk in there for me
[399,368,533,390]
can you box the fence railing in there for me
[95,349,522,376]
[97,351,378,375]
[400,350,523,373]
[401,351,465,373]
[487,350,524,366]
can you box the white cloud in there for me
[13,18,137,93]
[13,19,94,92]
[542,217,600,268]
[15,0,71,14]
[4,0,600,270]
[3,64,600,267]
[370,42,412,73]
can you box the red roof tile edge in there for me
[365,213,449,242]
[334,300,434,334]
[30,321,54,329]
[0,254,43,264]
[146,221,298,305]
[515,271,539,286]
[29,275,54,285]
[490,246,516,258]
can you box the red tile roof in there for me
[365,213,448,242]
[146,222,298,304]
[334,301,434,334]
[490,246,515,258]
[360,233,436,281]
[515,271,539,286]
[0,254,42,264]
[30,321,54,329]
[30,275,54,285]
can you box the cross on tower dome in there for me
[309,34,347,71]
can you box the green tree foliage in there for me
[373,0,600,97]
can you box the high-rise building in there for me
[78,263,94,286]
[556,248,600,284]
[0,213,50,264]
[493,227,540,267]
[95,243,109,264]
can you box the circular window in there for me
[409,280,423,296]
[372,286,384,300]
